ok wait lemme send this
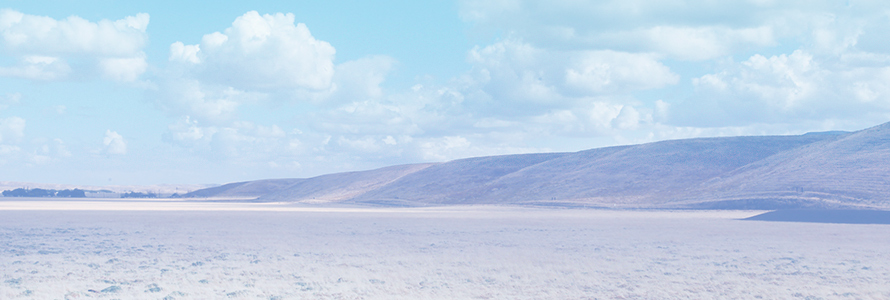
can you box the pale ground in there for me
[1,200,889,299]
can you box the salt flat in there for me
[1,200,888,299]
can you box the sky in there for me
[1,0,890,186]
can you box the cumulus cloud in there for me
[310,99,423,136]
[564,50,678,93]
[103,130,127,155]
[457,0,880,61]
[459,1,778,57]
[156,11,410,172]
[169,42,201,64]
[0,55,72,80]
[98,52,148,82]
[459,37,678,131]
[164,116,212,148]
[165,117,284,153]
[467,39,560,106]
[663,48,890,128]
[169,11,335,91]
[152,79,251,124]
[143,3,890,181]
[0,9,149,82]
[0,115,71,165]
[0,9,148,55]
[467,39,677,108]
[694,51,824,110]
[163,116,311,171]
[645,26,774,61]
[0,116,25,144]
[326,55,396,104]
[455,0,890,137]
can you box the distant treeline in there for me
[120,191,158,198]
[2,188,86,197]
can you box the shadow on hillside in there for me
[744,209,890,224]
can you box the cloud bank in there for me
[6,2,890,184]
[0,9,149,82]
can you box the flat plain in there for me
[1,199,889,299]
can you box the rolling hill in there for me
[184,122,890,209]
[679,122,890,209]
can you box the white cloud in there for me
[98,52,147,82]
[654,99,670,122]
[53,138,71,157]
[153,79,253,124]
[103,130,127,155]
[612,105,642,130]
[164,116,295,162]
[457,37,680,137]
[0,9,148,56]
[691,51,825,112]
[419,136,472,161]
[806,13,864,55]
[565,50,678,94]
[456,1,890,134]
[310,100,423,136]
[0,9,149,81]
[670,49,890,127]
[169,42,201,64]
[0,92,21,109]
[157,11,411,173]
[457,0,882,61]
[0,144,20,156]
[466,39,678,112]
[164,116,213,148]
[169,11,335,91]
[147,3,890,181]
[645,26,774,60]
[467,38,560,105]
[0,118,74,165]
[0,55,71,80]
[326,55,396,103]
[0,116,25,144]
[735,51,823,109]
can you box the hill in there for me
[185,122,890,209]
[679,122,890,209]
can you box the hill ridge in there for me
[185,122,890,209]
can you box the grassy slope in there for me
[185,122,890,209]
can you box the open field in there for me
[1,200,889,299]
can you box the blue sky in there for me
[2,0,890,185]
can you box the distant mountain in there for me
[185,122,890,209]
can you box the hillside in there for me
[679,122,890,209]
[255,163,436,203]
[181,179,304,199]
[184,122,890,209]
